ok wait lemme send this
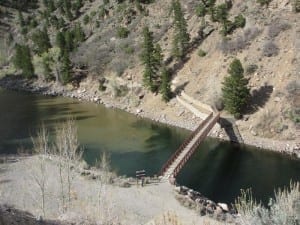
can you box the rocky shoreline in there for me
[173,184,237,223]
[0,75,299,159]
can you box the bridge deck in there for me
[160,112,220,180]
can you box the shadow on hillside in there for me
[245,84,273,114]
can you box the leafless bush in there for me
[0,34,14,68]
[244,27,261,42]
[151,211,183,225]
[286,80,300,95]
[219,26,261,54]
[55,119,83,211]
[109,58,129,77]
[235,182,300,225]
[262,41,279,57]
[268,20,291,39]
[30,124,51,217]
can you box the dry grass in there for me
[235,182,300,225]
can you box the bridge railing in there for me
[159,112,213,176]
[172,113,220,177]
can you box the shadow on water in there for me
[0,89,91,154]
[176,139,300,205]
[0,89,39,153]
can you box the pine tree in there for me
[73,23,85,44]
[160,67,172,102]
[171,0,190,59]
[74,0,83,17]
[18,10,25,27]
[32,28,51,55]
[41,52,53,81]
[141,26,156,91]
[63,0,73,20]
[61,50,71,84]
[14,44,35,79]
[56,31,65,53]
[64,30,74,53]
[152,43,163,89]
[222,59,250,118]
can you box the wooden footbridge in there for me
[159,92,220,181]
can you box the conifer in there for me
[222,59,250,118]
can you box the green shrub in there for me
[117,26,130,38]
[256,0,272,6]
[197,49,207,57]
[214,3,229,22]
[195,3,206,17]
[121,43,134,54]
[234,14,246,28]
[98,77,106,91]
[83,14,90,24]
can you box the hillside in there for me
[0,0,299,153]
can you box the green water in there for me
[0,88,299,204]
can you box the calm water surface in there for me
[0,88,299,204]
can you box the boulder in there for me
[119,181,131,188]
[203,25,215,37]
[217,203,229,212]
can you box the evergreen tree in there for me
[222,59,250,118]
[31,28,51,55]
[160,67,172,102]
[61,50,71,84]
[73,23,85,44]
[41,52,53,81]
[141,26,156,91]
[74,0,83,17]
[64,30,74,53]
[63,0,73,20]
[171,0,190,59]
[56,31,65,52]
[13,44,35,79]
[18,10,25,27]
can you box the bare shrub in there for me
[109,58,129,77]
[268,20,291,39]
[219,26,261,54]
[262,41,279,57]
[286,80,300,95]
[30,124,51,217]
[244,27,261,42]
[0,35,14,68]
[54,119,83,211]
[245,64,258,75]
[235,182,300,225]
[151,211,183,225]
[98,152,117,224]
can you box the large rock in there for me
[217,203,229,212]
[203,25,215,36]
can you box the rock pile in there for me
[173,185,237,222]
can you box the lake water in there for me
[0,88,299,204]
